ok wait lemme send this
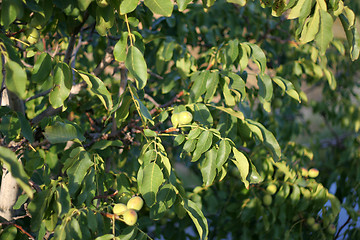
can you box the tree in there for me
[0,0,359,239]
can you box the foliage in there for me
[0,0,359,239]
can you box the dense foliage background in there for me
[0,0,359,239]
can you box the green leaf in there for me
[126,46,148,89]
[13,194,28,210]
[221,77,236,106]
[5,60,27,99]
[246,43,266,74]
[119,226,137,240]
[144,0,174,17]
[272,76,300,102]
[77,71,113,110]
[140,162,164,207]
[90,140,123,150]
[95,5,115,36]
[56,184,71,217]
[144,129,157,137]
[190,71,209,103]
[339,13,360,61]
[323,68,336,90]
[1,0,23,29]
[67,151,94,197]
[216,139,231,170]
[257,74,273,102]
[204,71,219,103]
[77,0,93,11]
[0,147,33,199]
[246,119,281,161]
[192,130,213,162]
[226,0,246,6]
[114,32,129,62]
[31,53,52,84]
[157,184,176,208]
[49,62,72,109]
[28,189,50,231]
[182,199,209,240]
[95,234,115,240]
[193,103,213,126]
[16,112,34,143]
[44,122,84,144]
[208,105,244,120]
[120,0,139,14]
[287,0,306,19]
[183,139,197,153]
[299,7,320,44]
[132,94,153,123]
[315,10,333,55]
[200,147,217,186]
[232,147,249,189]
[177,0,192,11]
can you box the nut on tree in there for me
[127,196,144,211]
[327,224,336,234]
[308,168,319,178]
[171,110,193,127]
[266,184,277,195]
[263,194,272,206]
[113,203,128,216]
[122,209,138,226]
[96,0,109,7]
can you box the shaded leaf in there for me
[5,60,27,99]
[126,46,147,89]
[49,62,72,109]
[232,147,249,188]
[44,122,84,144]
[140,162,164,207]
[182,199,209,240]
[200,147,217,186]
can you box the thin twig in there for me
[149,90,184,115]
[144,93,160,108]
[147,69,164,80]
[25,89,51,102]
[334,216,351,240]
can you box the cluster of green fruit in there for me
[113,196,144,226]
[301,168,319,178]
[262,183,277,206]
[306,217,337,234]
[171,111,193,128]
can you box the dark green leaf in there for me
[5,60,27,99]
[126,46,148,89]
[114,32,129,62]
[216,139,231,170]
[49,62,72,109]
[31,53,52,84]
[16,112,34,143]
[140,162,164,207]
[200,147,217,186]
[190,71,209,103]
[182,199,209,240]
[193,103,213,126]
[44,122,84,144]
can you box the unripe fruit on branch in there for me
[113,203,128,215]
[122,209,138,226]
[308,168,319,178]
[311,223,320,231]
[266,184,277,195]
[178,111,193,125]
[127,196,144,211]
[306,217,316,226]
[301,168,308,177]
[263,194,272,206]
[171,113,179,128]
[327,224,336,234]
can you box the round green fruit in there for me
[122,209,138,226]
[327,224,336,235]
[266,184,277,195]
[178,111,193,125]
[263,194,272,206]
[306,217,316,226]
[308,168,319,178]
[171,113,180,128]
[113,203,128,215]
[311,222,320,231]
[127,196,144,212]
[26,28,39,44]
[301,168,308,177]
[96,0,109,7]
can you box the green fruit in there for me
[306,217,316,226]
[127,196,144,211]
[301,168,308,177]
[266,184,277,195]
[178,111,193,125]
[122,209,138,226]
[263,194,272,206]
[311,222,320,231]
[308,168,319,178]
[273,98,283,108]
[171,113,180,127]
[113,203,128,215]
[327,224,336,235]
[96,0,109,7]
[26,28,39,44]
